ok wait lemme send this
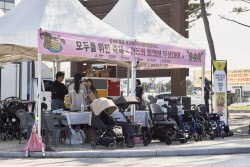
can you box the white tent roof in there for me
[0,9,4,17]
[103,0,200,49]
[0,0,133,67]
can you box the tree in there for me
[185,0,216,60]
[200,0,217,60]
[164,80,171,92]
[142,82,149,92]
[186,79,194,94]
[188,0,213,24]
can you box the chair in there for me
[42,111,71,147]
[15,109,35,144]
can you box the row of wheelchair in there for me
[0,97,35,141]
[148,103,229,145]
[89,96,229,150]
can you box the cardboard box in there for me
[86,69,92,73]
[99,68,111,78]
[95,70,100,77]
[86,73,94,77]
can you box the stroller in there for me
[1,97,36,141]
[90,98,125,150]
[113,96,151,147]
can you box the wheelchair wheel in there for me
[159,136,165,142]
[210,131,216,140]
[221,131,225,139]
[90,142,96,149]
[109,143,116,150]
[127,139,135,148]
[179,134,186,144]
[165,136,172,145]
[194,133,200,142]
[118,142,125,149]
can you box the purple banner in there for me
[38,30,205,66]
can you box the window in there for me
[43,80,52,92]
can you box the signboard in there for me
[151,83,154,88]
[194,69,250,87]
[213,61,228,125]
[38,30,206,66]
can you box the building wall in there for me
[0,0,15,13]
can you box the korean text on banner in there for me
[38,30,206,66]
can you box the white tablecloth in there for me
[62,112,91,126]
[111,111,151,128]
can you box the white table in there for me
[111,111,151,128]
[62,112,91,126]
[61,112,92,135]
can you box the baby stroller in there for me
[0,97,22,141]
[90,98,125,150]
[113,96,151,147]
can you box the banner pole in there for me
[37,53,42,138]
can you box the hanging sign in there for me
[213,60,228,125]
[38,30,206,66]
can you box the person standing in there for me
[204,78,211,113]
[69,73,87,111]
[51,71,68,110]
[85,79,98,105]
[136,79,144,110]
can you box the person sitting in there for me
[85,79,98,105]
[69,73,87,111]
[51,72,68,111]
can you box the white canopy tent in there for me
[0,9,4,17]
[0,0,133,67]
[103,0,206,115]
[103,0,200,49]
[0,0,138,137]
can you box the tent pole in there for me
[53,60,55,81]
[133,63,136,122]
[127,68,130,96]
[37,53,42,138]
[130,61,135,121]
[56,58,59,73]
[201,66,205,104]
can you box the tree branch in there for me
[242,0,250,3]
[189,18,201,23]
[218,15,250,28]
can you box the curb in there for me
[1,147,250,158]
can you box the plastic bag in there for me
[66,130,85,145]
[133,137,143,144]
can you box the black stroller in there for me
[112,96,151,147]
[90,98,125,150]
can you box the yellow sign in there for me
[194,69,250,87]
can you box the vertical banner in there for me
[212,61,228,125]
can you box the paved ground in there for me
[0,112,249,158]
[1,154,250,167]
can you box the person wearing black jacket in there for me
[204,78,211,113]
[51,71,68,110]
